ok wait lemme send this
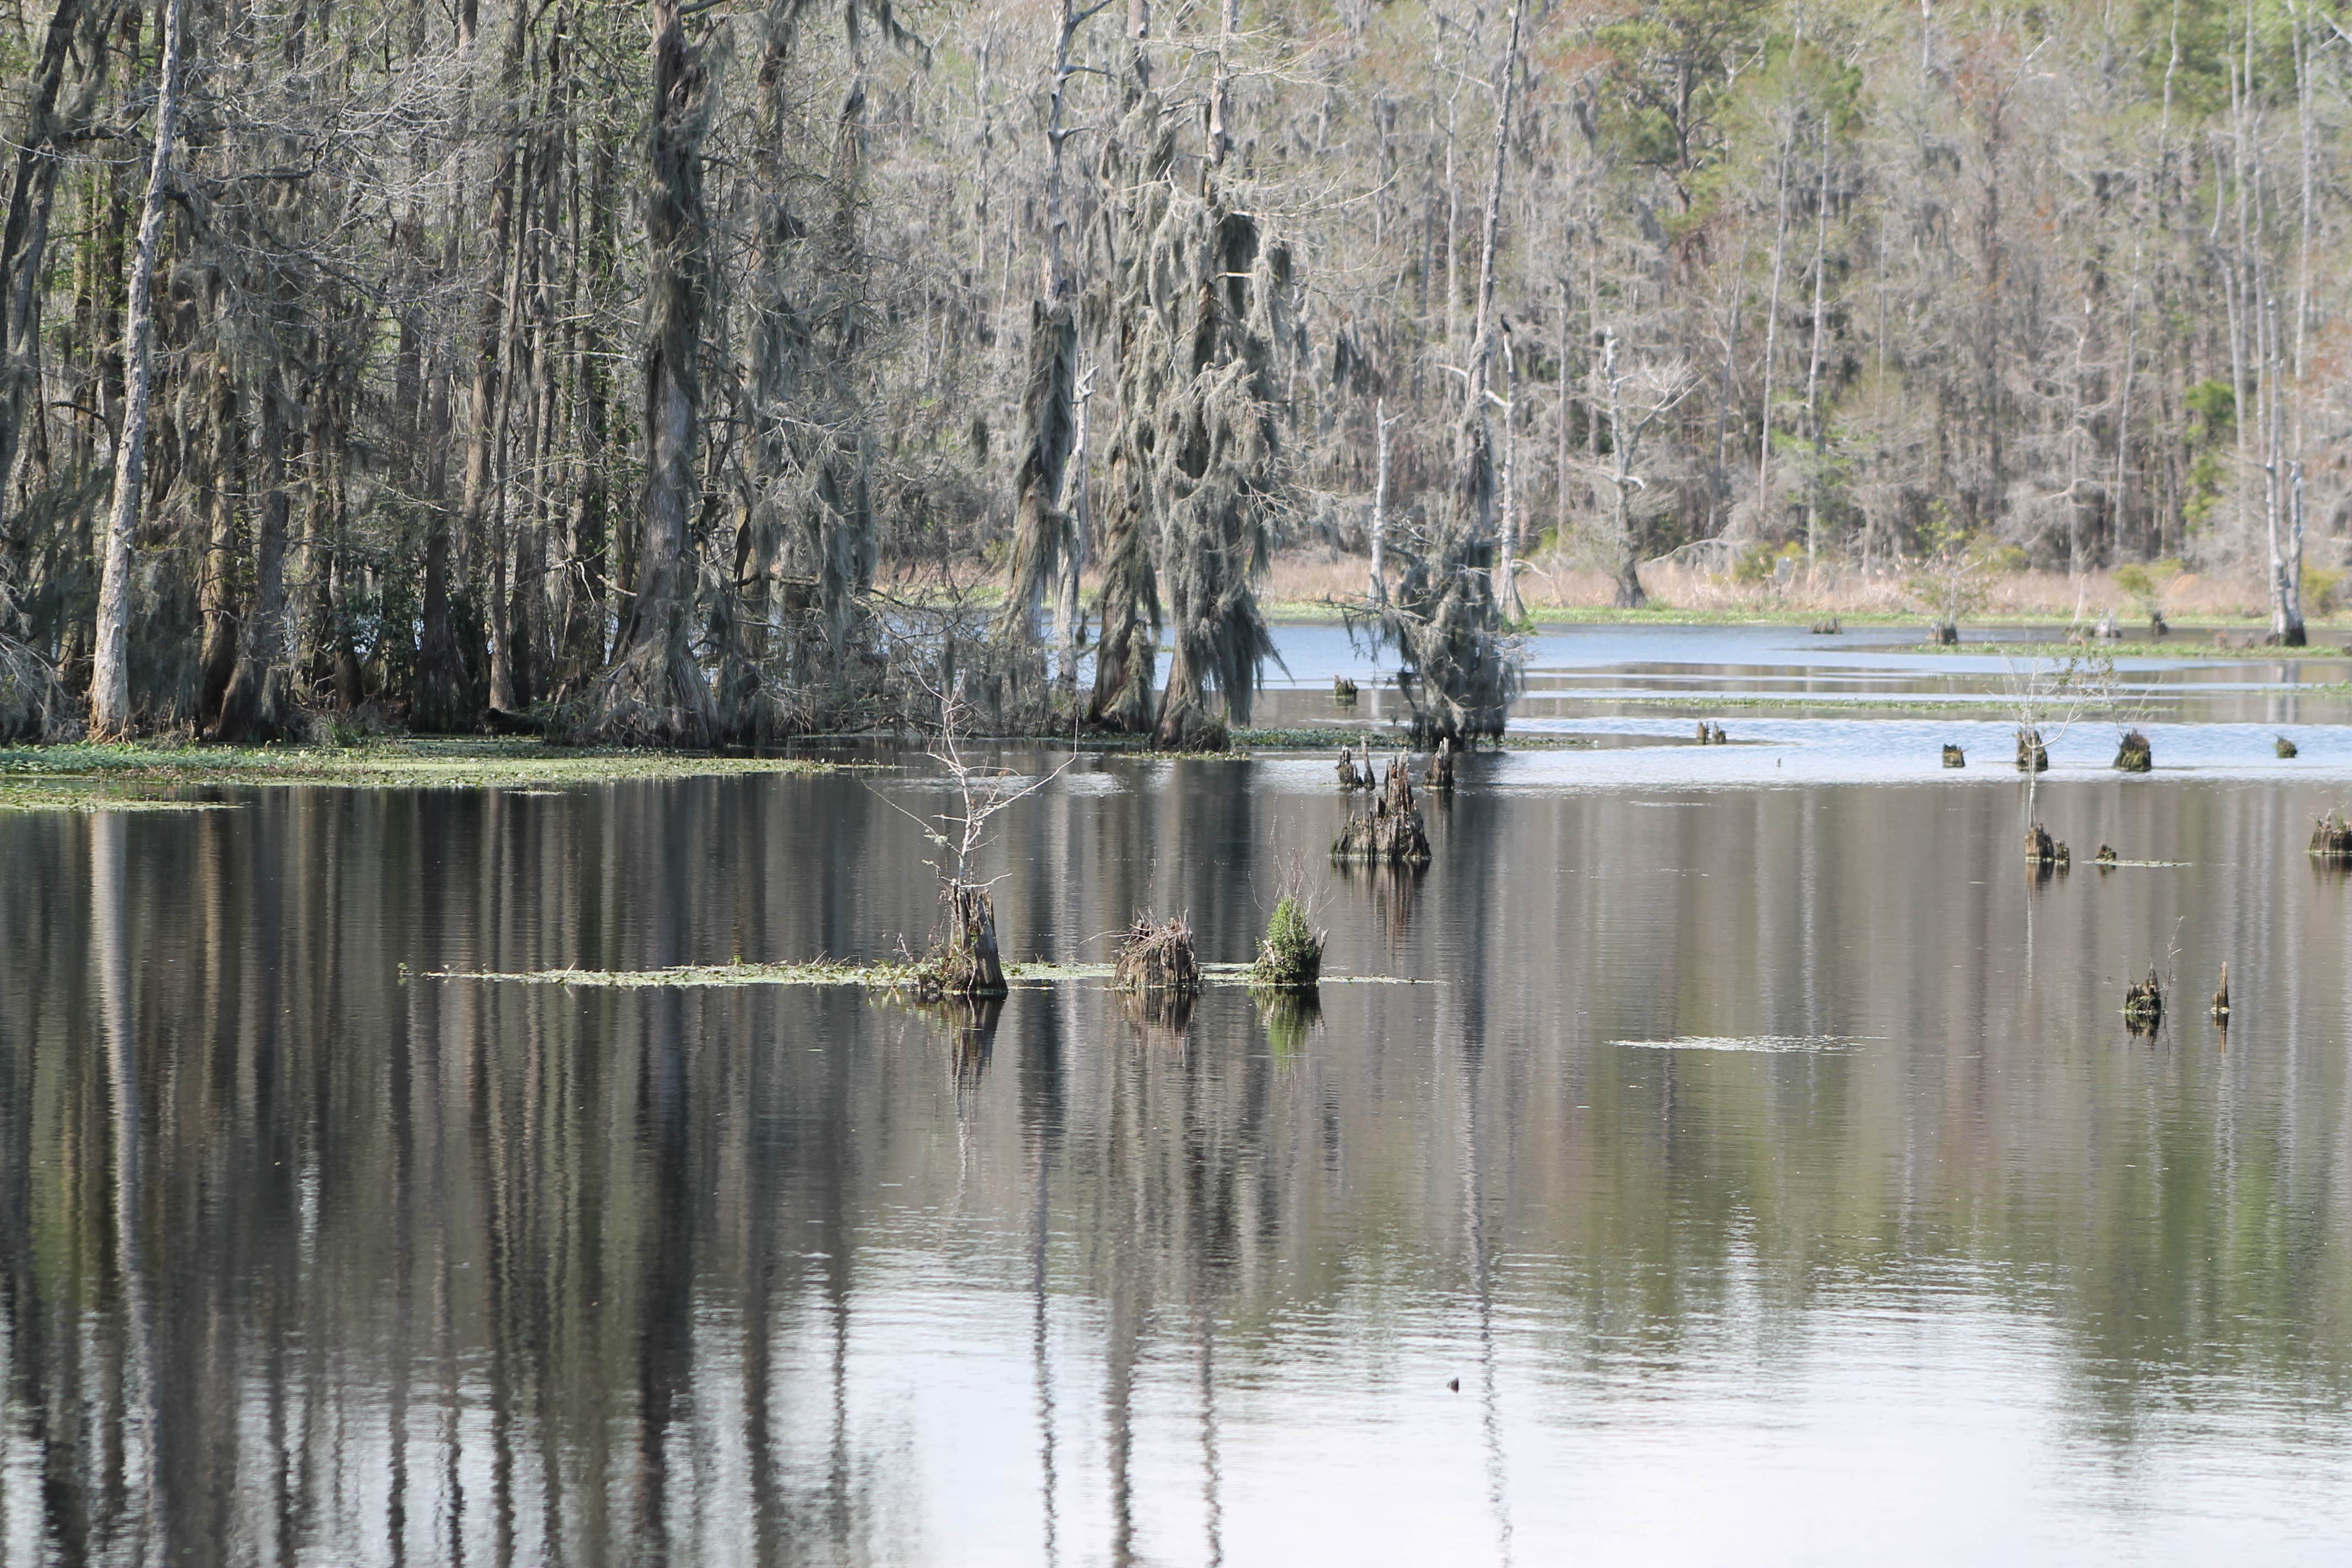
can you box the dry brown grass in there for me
[874,548,2299,624]
[1258,549,2288,622]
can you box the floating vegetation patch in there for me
[432,958,1421,990]
[1607,1035,1872,1054]
[0,739,843,802]
[0,787,236,815]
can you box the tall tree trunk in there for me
[0,0,91,544]
[1453,0,1522,548]
[217,371,296,739]
[998,0,1092,717]
[594,0,718,743]
[89,0,187,738]
[560,137,613,684]
[1370,398,1396,602]
[1801,119,1831,563]
[195,363,241,726]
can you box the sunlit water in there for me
[5,625,2352,1564]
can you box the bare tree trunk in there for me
[1053,362,1094,701]
[1709,233,1748,531]
[1556,276,1575,545]
[1496,331,1520,620]
[89,0,187,739]
[1801,118,1831,563]
[594,0,718,743]
[560,139,613,684]
[195,364,241,726]
[1605,333,1646,608]
[1001,0,1096,715]
[0,0,92,545]
[1757,40,1798,500]
[1370,398,1396,602]
[1453,0,1523,543]
[218,372,296,740]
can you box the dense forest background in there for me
[0,0,2346,743]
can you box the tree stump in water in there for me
[2114,729,2153,772]
[1424,737,1456,792]
[2277,735,2299,758]
[2123,967,2163,1033]
[2211,962,2230,1022]
[1114,913,1201,998]
[1333,675,1358,704]
[1811,616,1841,635]
[925,881,1008,998]
[1336,747,1373,792]
[1333,755,1433,865]
[1942,744,1966,768]
[1250,897,1326,990]
[2150,610,2169,639]
[2095,844,2118,867]
[2093,609,2122,641]
[2311,812,2352,860]
[2016,727,2049,772]
[2024,823,2069,867]
[1932,620,1959,645]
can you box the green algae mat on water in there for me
[0,738,841,812]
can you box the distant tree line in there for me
[0,0,2345,743]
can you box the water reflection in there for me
[3,760,2351,1562]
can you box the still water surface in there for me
[5,628,2352,1565]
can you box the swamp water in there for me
[6,626,2352,1564]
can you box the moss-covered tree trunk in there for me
[587,0,720,745]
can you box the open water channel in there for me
[4,625,2352,1563]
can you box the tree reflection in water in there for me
[1,764,2350,1560]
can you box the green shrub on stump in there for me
[1251,897,1325,990]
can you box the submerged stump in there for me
[2095,844,2118,867]
[2114,729,2153,772]
[2016,727,2049,772]
[1942,744,1966,768]
[1113,913,1201,998]
[2277,735,2299,758]
[2124,967,2163,1033]
[1811,617,1842,635]
[1333,675,1358,705]
[1932,619,1960,646]
[2024,823,2070,867]
[1333,755,1433,865]
[2212,962,2231,1022]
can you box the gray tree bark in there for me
[90,0,188,738]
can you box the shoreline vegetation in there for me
[0,739,838,810]
[7,585,2348,810]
